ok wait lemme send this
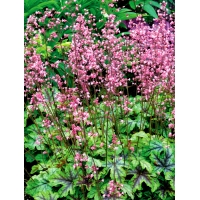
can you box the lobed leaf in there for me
[140,159,152,172]
[102,158,128,182]
[34,191,59,200]
[25,151,35,163]
[142,139,164,157]
[150,148,175,173]
[50,166,78,197]
[128,166,160,192]
[87,156,103,168]
[121,183,134,199]
[119,118,136,134]
[129,167,152,191]
[25,177,52,197]
[30,164,47,174]
[87,181,108,199]
[165,171,175,190]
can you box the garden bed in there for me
[24,0,175,199]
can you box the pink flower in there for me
[91,165,99,173]
[35,140,41,145]
[42,119,51,127]
[93,98,99,105]
[71,13,76,17]
[168,123,174,129]
[168,132,173,138]
[51,32,57,38]
[130,147,134,152]
[100,142,104,147]
[91,146,96,150]
[56,135,63,141]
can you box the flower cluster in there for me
[24,49,47,96]
[68,14,130,98]
[73,152,88,168]
[103,180,124,198]
[128,5,175,101]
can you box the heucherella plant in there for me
[24,1,175,199]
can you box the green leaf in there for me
[50,166,78,197]
[36,45,52,59]
[30,163,47,174]
[25,177,52,197]
[142,190,158,199]
[25,151,35,163]
[102,158,128,182]
[140,159,152,172]
[157,187,175,199]
[46,168,60,177]
[98,167,109,180]
[24,137,37,150]
[87,156,102,168]
[115,146,123,155]
[116,32,130,38]
[31,164,43,174]
[135,0,149,6]
[35,154,48,163]
[93,148,106,157]
[131,131,149,142]
[133,131,147,138]
[135,114,149,129]
[87,186,97,199]
[24,1,60,22]
[119,118,136,134]
[143,139,164,156]
[117,12,138,21]
[128,165,159,193]
[129,1,136,10]
[168,0,175,5]
[90,8,97,16]
[25,124,37,135]
[128,166,152,191]
[24,0,60,13]
[34,191,59,200]
[24,110,28,127]
[150,178,160,192]
[87,182,106,199]
[118,22,128,30]
[150,148,175,173]
[121,183,134,199]
[143,4,158,18]
[131,158,139,168]
[110,166,126,182]
[130,133,150,150]
[81,0,94,9]
[149,1,161,8]
[132,103,142,114]
[117,8,132,13]
[96,21,105,29]
[165,171,175,190]
[156,173,175,198]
